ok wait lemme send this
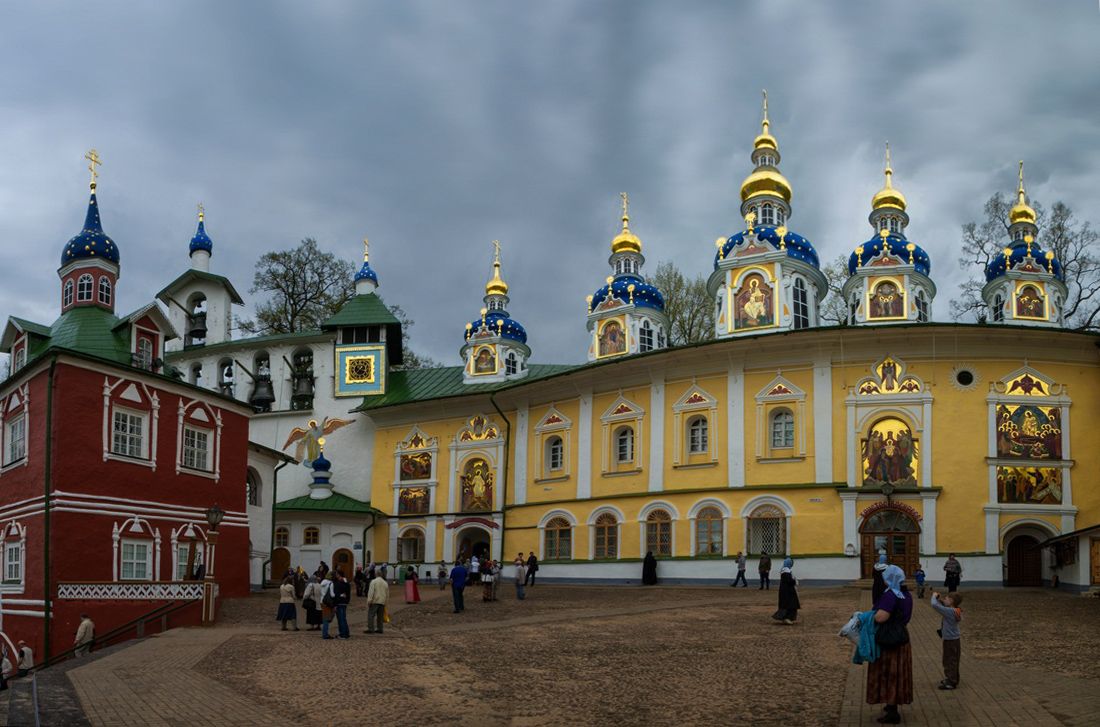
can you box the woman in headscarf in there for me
[641,551,658,585]
[772,557,800,624]
[405,564,421,604]
[871,551,888,604]
[867,564,914,724]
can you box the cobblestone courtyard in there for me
[43,584,1100,725]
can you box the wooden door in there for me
[861,532,919,578]
[1006,535,1042,586]
[271,547,290,581]
[332,548,355,579]
[1091,540,1100,585]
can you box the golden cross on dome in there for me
[84,149,102,189]
[197,202,205,221]
[762,89,769,124]
[620,192,630,227]
[363,237,370,261]
[492,238,501,263]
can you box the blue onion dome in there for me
[465,311,528,344]
[985,238,1064,282]
[589,273,666,312]
[714,225,819,270]
[61,193,120,266]
[189,216,213,255]
[355,259,379,285]
[312,451,332,472]
[848,233,931,276]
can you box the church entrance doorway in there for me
[1006,535,1042,586]
[271,547,290,581]
[860,507,920,578]
[455,526,491,564]
[332,548,355,579]
[1092,540,1100,586]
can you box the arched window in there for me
[792,277,810,329]
[775,209,786,226]
[759,153,775,167]
[993,294,1005,322]
[615,426,634,464]
[303,527,320,546]
[398,528,425,562]
[218,358,235,396]
[615,260,624,275]
[879,218,889,233]
[76,274,93,302]
[770,409,794,448]
[639,320,654,353]
[246,468,262,507]
[136,338,154,370]
[544,517,572,560]
[687,416,708,454]
[760,203,775,226]
[546,435,564,473]
[594,513,618,559]
[888,217,900,233]
[916,290,929,322]
[98,276,112,305]
[1013,229,1024,242]
[190,364,203,386]
[645,509,672,556]
[63,279,74,307]
[695,506,723,556]
[505,352,517,375]
[747,504,786,555]
[274,527,289,547]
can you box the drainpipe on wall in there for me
[42,355,58,660]
[361,512,377,568]
[263,459,290,584]
[489,391,511,561]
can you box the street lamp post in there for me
[202,504,225,626]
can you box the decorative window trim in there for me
[613,424,635,465]
[740,495,793,556]
[537,509,577,561]
[535,406,572,479]
[102,378,160,470]
[113,517,161,581]
[10,335,27,373]
[274,526,290,548]
[303,526,321,546]
[587,506,625,560]
[76,273,94,302]
[0,385,30,474]
[637,501,678,557]
[63,279,74,308]
[672,383,718,465]
[754,374,806,459]
[393,425,439,488]
[98,275,113,306]
[688,498,730,557]
[2,411,27,470]
[2,520,27,590]
[397,526,425,562]
[169,522,207,581]
[110,405,150,461]
[600,394,645,474]
[544,434,565,475]
[175,400,222,481]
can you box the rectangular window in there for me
[176,543,203,580]
[120,540,151,580]
[4,542,22,582]
[183,426,210,471]
[5,415,26,465]
[112,410,146,458]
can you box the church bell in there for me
[250,376,276,412]
[187,311,208,341]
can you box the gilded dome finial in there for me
[761,89,769,135]
[363,237,370,262]
[883,141,893,189]
[84,149,102,191]
[485,239,508,296]
[1009,160,1037,226]
[620,191,630,231]
[871,141,906,212]
[610,192,642,255]
[197,202,205,222]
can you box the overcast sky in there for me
[2,1,1099,366]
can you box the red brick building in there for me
[0,166,260,660]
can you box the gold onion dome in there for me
[871,142,907,212]
[485,240,508,296]
[740,90,791,205]
[1009,160,1037,226]
[611,192,642,255]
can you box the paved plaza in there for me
[10,584,1100,726]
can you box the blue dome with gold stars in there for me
[848,233,931,276]
[985,239,1064,283]
[589,274,666,312]
[189,218,213,255]
[61,194,119,266]
[465,311,528,344]
[355,259,379,285]
[715,225,818,269]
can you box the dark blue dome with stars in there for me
[465,311,528,344]
[589,274,666,312]
[312,451,332,472]
[355,260,379,285]
[189,219,213,255]
[714,225,818,269]
[61,194,119,266]
[848,233,931,276]
[984,239,1065,283]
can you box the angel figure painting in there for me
[461,458,494,512]
[733,273,774,329]
[862,417,918,487]
[282,416,355,467]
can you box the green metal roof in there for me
[354,363,578,412]
[156,269,244,305]
[276,492,377,514]
[9,317,52,338]
[321,293,400,329]
[48,307,133,365]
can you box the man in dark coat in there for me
[758,552,772,590]
[525,552,539,586]
[642,551,658,585]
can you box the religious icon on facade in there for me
[472,346,497,374]
[598,319,627,357]
[997,466,1062,504]
[461,458,493,511]
[861,417,918,487]
[733,273,774,329]
[879,358,899,392]
[869,280,904,319]
[399,452,432,481]
[398,487,430,514]
[996,404,1062,459]
[1016,285,1045,318]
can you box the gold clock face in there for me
[346,356,375,384]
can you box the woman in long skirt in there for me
[302,575,323,629]
[641,552,658,585]
[276,576,300,631]
[867,565,914,724]
[405,565,421,604]
[482,560,496,601]
[772,557,801,624]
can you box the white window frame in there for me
[76,273,93,302]
[182,425,211,472]
[4,413,26,466]
[770,409,795,449]
[916,290,929,322]
[792,277,810,329]
[397,527,425,562]
[615,425,634,464]
[12,345,26,372]
[4,540,22,583]
[760,203,775,226]
[274,527,290,547]
[546,435,564,473]
[505,352,517,375]
[688,415,709,454]
[119,539,153,581]
[639,320,654,353]
[247,468,262,507]
[111,407,148,460]
[63,279,74,307]
[98,275,112,305]
[175,542,204,580]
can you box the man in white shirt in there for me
[364,571,389,634]
[470,555,480,584]
[16,641,33,677]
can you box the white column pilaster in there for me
[424,515,438,562]
[727,363,744,487]
[919,491,938,555]
[813,355,833,483]
[387,517,399,562]
[447,440,458,512]
[514,404,529,505]
[442,516,455,562]
[840,491,859,555]
[577,389,593,499]
[648,373,665,492]
[921,398,933,487]
[983,508,999,554]
[491,514,503,561]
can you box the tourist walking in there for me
[758,552,771,590]
[16,641,33,678]
[354,566,368,597]
[772,557,801,624]
[930,590,964,689]
[642,551,658,585]
[405,565,421,604]
[470,554,481,584]
[872,552,888,604]
[320,571,336,639]
[525,552,539,586]
[450,559,468,613]
[437,560,448,590]
[514,557,527,600]
[943,554,963,593]
[276,576,300,631]
[365,568,389,634]
[866,565,913,724]
[333,570,351,638]
[74,613,95,657]
[302,575,323,630]
[731,551,748,587]
[914,564,927,599]
[482,559,496,601]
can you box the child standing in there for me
[914,564,927,598]
[930,590,963,689]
